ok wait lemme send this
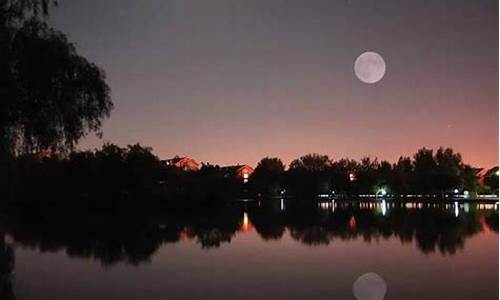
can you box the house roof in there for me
[162,156,200,167]
[221,164,254,172]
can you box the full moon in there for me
[354,51,386,84]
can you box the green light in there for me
[377,188,387,197]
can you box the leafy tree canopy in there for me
[289,153,331,172]
[1,0,112,155]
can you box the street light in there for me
[349,173,356,182]
[376,188,387,200]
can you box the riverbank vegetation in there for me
[3,143,498,212]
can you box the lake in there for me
[1,200,498,300]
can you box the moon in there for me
[354,51,386,84]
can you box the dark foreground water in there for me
[1,200,498,300]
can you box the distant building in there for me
[162,156,200,171]
[222,164,254,183]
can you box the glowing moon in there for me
[354,51,386,84]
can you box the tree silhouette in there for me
[3,19,112,153]
[434,148,462,194]
[250,157,285,197]
[0,235,15,300]
[461,165,481,195]
[483,166,499,194]
[391,156,413,194]
[289,153,331,172]
[1,0,112,194]
[2,0,55,20]
[287,154,332,198]
[4,145,490,209]
[353,157,380,193]
[413,148,438,193]
[330,158,358,194]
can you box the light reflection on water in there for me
[1,200,498,300]
[316,200,498,215]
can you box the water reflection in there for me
[0,234,15,300]
[309,200,498,254]
[0,200,497,267]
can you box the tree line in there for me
[5,143,498,210]
[253,150,498,198]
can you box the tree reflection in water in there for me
[279,204,490,255]
[0,200,497,267]
[0,233,15,300]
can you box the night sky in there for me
[51,0,498,168]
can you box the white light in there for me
[381,199,387,216]
[463,190,469,199]
[377,188,387,197]
[453,189,459,194]
[349,173,356,181]
[454,201,459,217]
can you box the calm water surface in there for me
[1,200,498,300]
